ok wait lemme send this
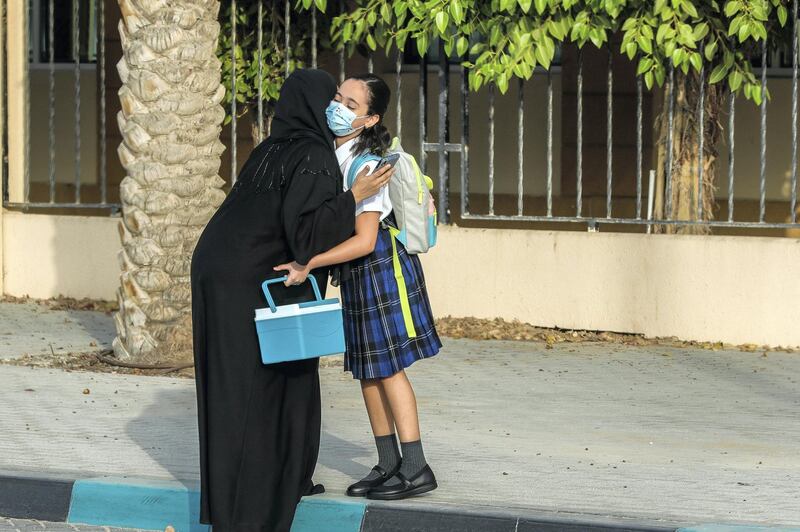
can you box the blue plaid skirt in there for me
[340,221,441,380]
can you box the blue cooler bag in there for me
[254,275,345,364]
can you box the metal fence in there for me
[4,0,800,234]
[2,0,112,211]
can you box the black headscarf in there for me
[231,68,353,284]
[270,69,337,146]
[236,69,339,193]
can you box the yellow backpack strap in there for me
[387,226,418,339]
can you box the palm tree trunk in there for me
[654,70,725,234]
[113,0,226,364]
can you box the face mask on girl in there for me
[326,101,369,137]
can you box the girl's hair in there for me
[349,74,391,156]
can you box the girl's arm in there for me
[274,212,380,286]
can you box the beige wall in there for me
[2,212,119,300]
[3,213,799,347]
[420,225,800,347]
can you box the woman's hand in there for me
[351,164,394,203]
[273,261,312,287]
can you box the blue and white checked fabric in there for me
[340,218,441,380]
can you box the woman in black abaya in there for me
[190,69,392,532]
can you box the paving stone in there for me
[0,300,798,526]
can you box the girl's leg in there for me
[379,370,432,481]
[360,379,396,436]
[348,379,401,492]
[379,370,420,442]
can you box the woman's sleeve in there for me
[282,148,356,265]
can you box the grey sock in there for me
[399,439,428,477]
[360,433,400,482]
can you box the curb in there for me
[1,475,799,532]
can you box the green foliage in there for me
[217,1,330,125]
[302,0,793,102]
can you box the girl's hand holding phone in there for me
[351,163,394,202]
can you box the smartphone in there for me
[376,153,400,170]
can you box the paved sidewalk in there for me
[0,517,145,531]
[0,301,798,528]
[0,302,114,360]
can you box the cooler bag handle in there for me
[261,275,323,313]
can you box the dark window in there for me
[30,0,98,64]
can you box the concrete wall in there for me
[2,213,798,347]
[421,226,800,347]
[1,211,119,300]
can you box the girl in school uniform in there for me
[274,73,441,500]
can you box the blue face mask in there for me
[325,101,368,137]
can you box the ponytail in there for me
[355,121,391,156]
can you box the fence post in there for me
[6,0,27,204]
[0,0,5,295]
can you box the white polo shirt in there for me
[335,138,392,221]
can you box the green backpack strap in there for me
[387,226,418,339]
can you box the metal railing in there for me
[2,0,112,211]
[445,35,800,231]
[3,0,800,236]
[227,1,800,233]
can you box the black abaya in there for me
[190,70,355,532]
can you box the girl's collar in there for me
[335,137,359,161]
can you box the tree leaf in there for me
[394,1,408,18]
[457,35,469,57]
[778,5,788,26]
[637,57,653,75]
[498,73,509,93]
[693,22,709,40]
[689,52,702,72]
[627,41,638,59]
[637,35,653,54]
[724,1,740,17]
[655,67,666,86]
[534,0,548,14]
[380,3,391,21]
[436,11,450,34]
[416,34,429,57]
[451,0,465,23]
[501,0,517,12]
[704,40,718,60]
[709,64,728,83]
[729,69,743,91]
[314,0,326,12]
[752,83,763,105]
[645,70,655,89]
[589,28,606,48]
[738,22,750,41]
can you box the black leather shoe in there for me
[366,465,437,500]
[346,464,400,497]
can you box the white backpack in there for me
[345,138,438,339]
[346,137,438,254]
